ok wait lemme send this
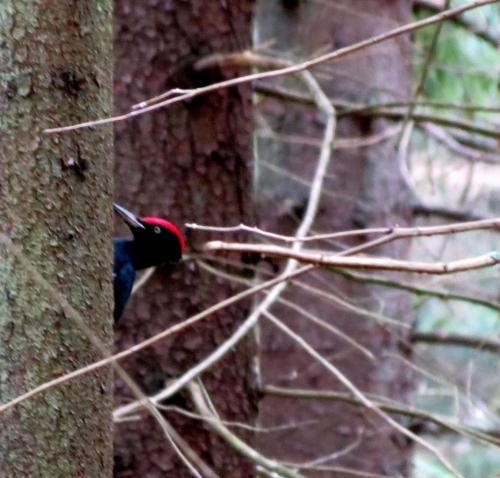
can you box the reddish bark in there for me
[113,2,256,476]
[255,1,414,476]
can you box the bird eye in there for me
[154,226,161,234]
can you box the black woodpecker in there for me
[113,203,185,321]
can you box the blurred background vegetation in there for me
[411,1,499,476]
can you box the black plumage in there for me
[113,203,185,321]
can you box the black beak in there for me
[113,203,145,229]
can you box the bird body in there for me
[113,204,185,321]
[113,238,136,321]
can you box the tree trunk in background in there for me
[0,1,113,477]
[255,1,414,476]
[113,2,256,476]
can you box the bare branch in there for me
[330,268,500,312]
[263,386,500,446]
[263,311,464,478]
[197,259,378,357]
[115,218,498,420]
[256,83,500,141]
[146,410,206,478]
[414,0,500,47]
[412,202,493,222]
[0,263,313,415]
[256,83,500,116]
[189,217,500,244]
[111,220,498,424]
[396,0,450,146]
[113,65,337,421]
[131,266,156,295]
[410,331,500,354]
[199,252,500,312]
[44,0,500,134]
[422,123,500,165]
[205,242,500,275]
[156,401,322,434]
[188,382,306,478]
[292,277,406,329]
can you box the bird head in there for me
[113,203,185,265]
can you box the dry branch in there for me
[257,83,500,116]
[423,123,500,165]
[412,202,492,222]
[263,311,464,478]
[113,66,338,422]
[0,263,312,415]
[263,385,500,446]
[204,242,500,275]
[256,83,500,141]
[113,217,500,420]
[188,382,306,478]
[414,0,500,47]
[44,0,500,134]
[331,268,500,312]
[410,331,500,354]
[189,217,500,244]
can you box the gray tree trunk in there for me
[255,1,414,476]
[113,1,256,476]
[0,2,114,477]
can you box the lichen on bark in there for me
[0,1,114,476]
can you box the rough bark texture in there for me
[113,2,256,476]
[255,1,414,477]
[0,1,113,477]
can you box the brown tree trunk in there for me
[255,1,414,476]
[113,1,256,476]
[0,1,114,477]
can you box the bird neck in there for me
[129,239,158,270]
[115,238,154,271]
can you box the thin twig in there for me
[412,202,491,222]
[410,331,500,354]
[0,237,207,471]
[330,268,500,312]
[188,382,306,478]
[397,0,451,146]
[197,259,377,358]
[292,278,406,329]
[282,466,392,478]
[256,82,500,115]
[263,311,464,478]
[44,0,500,134]
[112,223,498,420]
[256,82,500,141]
[422,123,500,165]
[198,253,500,312]
[287,433,363,468]
[204,242,500,274]
[131,267,156,295]
[146,409,204,478]
[263,386,500,446]
[256,123,401,151]
[374,109,500,140]
[414,0,500,47]
[113,67,337,421]
[188,217,500,244]
[156,402,323,434]
[0,263,312,415]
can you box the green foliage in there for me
[415,442,500,478]
[414,2,500,118]
[411,5,500,477]
[418,299,498,336]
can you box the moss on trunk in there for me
[0,1,114,476]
